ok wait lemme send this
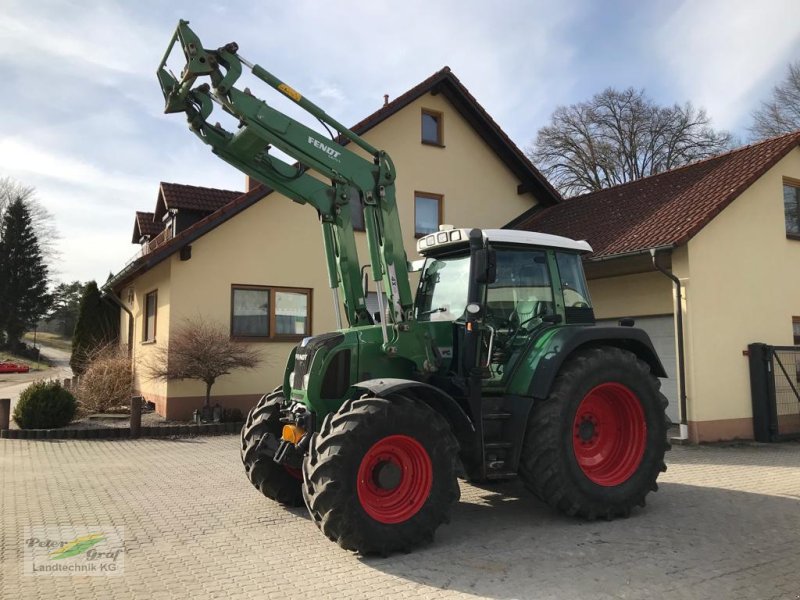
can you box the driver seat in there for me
[514,299,539,325]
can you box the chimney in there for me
[383,94,389,107]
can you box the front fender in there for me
[282,346,298,398]
[353,378,475,436]
[508,326,668,399]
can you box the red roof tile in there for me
[154,182,242,221]
[132,211,161,243]
[510,132,800,259]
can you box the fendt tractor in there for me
[158,21,669,554]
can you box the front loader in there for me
[158,21,670,555]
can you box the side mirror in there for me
[474,249,497,284]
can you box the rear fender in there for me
[353,378,475,437]
[510,326,667,400]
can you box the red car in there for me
[0,361,30,373]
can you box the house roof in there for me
[131,211,161,243]
[508,131,800,260]
[107,67,558,292]
[153,182,242,222]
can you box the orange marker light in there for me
[282,424,305,445]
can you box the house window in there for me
[415,192,442,237]
[793,317,800,345]
[421,109,443,146]
[231,285,311,341]
[144,290,157,342]
[784,182,800,238]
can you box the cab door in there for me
[481,247,556,389]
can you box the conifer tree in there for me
[70,280,119,374]
[0,198,50,348]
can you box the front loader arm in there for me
[157,20,414,334]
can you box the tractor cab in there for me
[415,227,594,380]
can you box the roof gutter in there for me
[584,245,675,263]
[650,248,688,441]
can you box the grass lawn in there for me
[22,331,72,352]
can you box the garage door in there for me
[596,315,679,424]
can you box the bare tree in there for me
[749,61,800,141]
[528,88,733,197]
[0,177,60,265]
[147,317,262,408]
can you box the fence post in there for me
[748,343,773,442]
[130,396,143,439]
[0,398,10,431]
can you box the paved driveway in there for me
[1,436,798,599]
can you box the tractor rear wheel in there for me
[519,346,669,519]
[240,389,304,506]
[302,395,460,555]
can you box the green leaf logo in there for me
[49,533,106,560]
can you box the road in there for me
[0,343,73,422]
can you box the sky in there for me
[1,0,799,284]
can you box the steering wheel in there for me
[563,285,589,309]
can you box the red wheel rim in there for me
[572,383,647,486]
[356,435,433,524]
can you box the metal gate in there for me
[748,343,800,442]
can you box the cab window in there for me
[415,255,471,321]
[555,252,591,308]
[487,249,553,327]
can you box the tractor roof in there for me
[417,228,592,256]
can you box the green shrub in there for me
[13,381,77,429]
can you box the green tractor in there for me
[158,21,670,555]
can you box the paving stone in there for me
[1,437,798,599]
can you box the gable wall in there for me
[683,147,800,437]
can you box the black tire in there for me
[302,395,460,555]
[240,389,304,506]
[519,346,669,519]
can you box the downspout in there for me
[650,249,688,440]
[103,289,134,359]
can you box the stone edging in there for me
[0,421,244,440]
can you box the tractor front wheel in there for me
[240,390,304,506]
[519,346,669,519]
[302,395,460,555]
